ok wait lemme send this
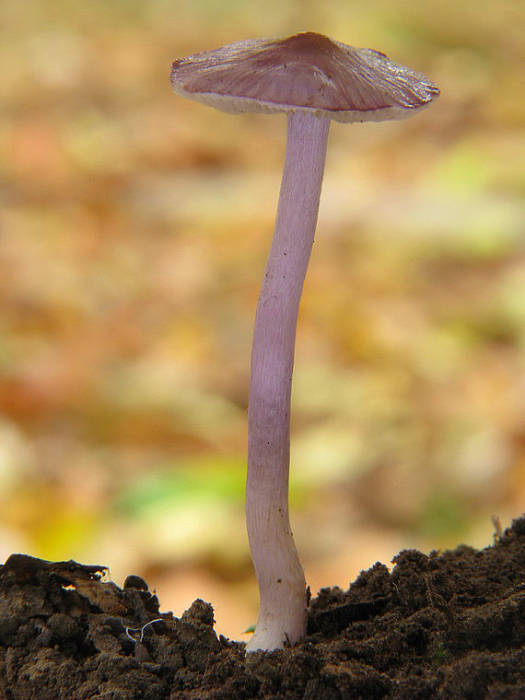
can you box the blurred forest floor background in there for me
[1,0,524,640]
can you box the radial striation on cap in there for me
[171,32,440,123]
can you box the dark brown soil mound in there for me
[1,517,524,699]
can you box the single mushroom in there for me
[171,31,439,652]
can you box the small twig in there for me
[491,514,503,544]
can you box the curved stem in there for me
[246,111,330,652]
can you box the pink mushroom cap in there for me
[171,32,440,123]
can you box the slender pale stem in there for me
[245,110,330,652]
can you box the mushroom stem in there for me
[246,110,330,652]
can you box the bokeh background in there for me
[1,0,524,640]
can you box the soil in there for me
[1,517,524,700]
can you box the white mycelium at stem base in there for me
[246,110,330,652]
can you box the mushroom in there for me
[171,31,439,652]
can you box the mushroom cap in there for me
[171,32,439,123]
